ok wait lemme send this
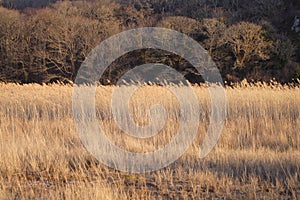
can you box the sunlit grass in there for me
[0,82,299,199]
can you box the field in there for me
[0,82,299,199]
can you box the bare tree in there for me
[0,7,25,82]
[157,16,202,36]
[202,18,226,54]
[223,22,271,68]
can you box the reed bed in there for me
[0,82,299,199]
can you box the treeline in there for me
[0,0,300,84]
[0,0,55,10]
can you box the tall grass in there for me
[0,82,299,199]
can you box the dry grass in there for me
[0,82,299,199]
